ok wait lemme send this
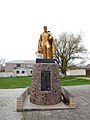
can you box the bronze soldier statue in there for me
[37,26,55,59]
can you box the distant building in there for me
[5,60,36,76]
[85,64,90,75]
[0,66,5,72]
[3,60,90,77]
[66,68,86,76]
[66,64,90,76]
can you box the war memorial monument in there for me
[17,26,76,111]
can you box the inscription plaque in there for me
[41,70,51,91]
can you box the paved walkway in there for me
[0,88,25,120]
[0,85,90,120]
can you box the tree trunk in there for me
[62,70,66,76]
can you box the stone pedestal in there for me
[30,63,61,105]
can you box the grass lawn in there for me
[0,76,31,89]
[0,75,90,89]
[61,75,90,86]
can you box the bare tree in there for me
[54,32,88,76]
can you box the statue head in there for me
[43,26,47,32]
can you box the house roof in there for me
[85,64,90,68]
[6,60,36,64]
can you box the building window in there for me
[28,65,30,67]
[31,65,33,68]
[22,71,25,74]
[30,71,32,74]
[16,71,19,74]
[16,64,21,68]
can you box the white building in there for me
[5,60,35,77]
[66,69,86,76]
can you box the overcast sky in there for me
[0,0,90,62]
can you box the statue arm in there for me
[38,35,42,53]
[52,38,55,55]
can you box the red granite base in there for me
[30,63,62,105]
